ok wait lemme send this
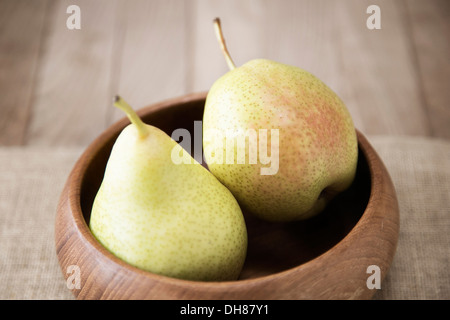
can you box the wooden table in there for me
[1,0,449,147]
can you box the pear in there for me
[90,96,247,281]
[202,18,358,221]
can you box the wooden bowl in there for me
[55,92,399,299]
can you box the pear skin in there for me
[203,20,358,222]
[90,96,247,281]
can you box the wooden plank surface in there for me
[335,0,433,137]
[189,0,270,93]
[110,0,188,123]
[25,0,118,146]
[406,0,450,139]
[0,0,48,145]
[0,0,448,147]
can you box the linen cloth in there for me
[0,135,448,300]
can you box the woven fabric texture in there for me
[0,135,448,300]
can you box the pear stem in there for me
[113,95,149,139]
[213,18,236,70]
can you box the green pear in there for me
[90,96,247,281]
[202,18,358,221]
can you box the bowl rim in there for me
[64,92,387,290]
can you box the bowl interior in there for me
[79,97,371,280]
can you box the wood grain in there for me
[406,0,450,139]
[264,0,344,94]
[55,93,399,299]
[0,0,48,145]
[25,0,118,146]
[110,0,188,124]
[189,0,270,93]
[335,0,432,137]
[0,0,449,146]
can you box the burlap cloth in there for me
[0,135,449,300]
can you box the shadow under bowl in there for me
[55,92,399,299]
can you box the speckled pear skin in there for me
[90,124,247,281]
[203,59,358,221]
